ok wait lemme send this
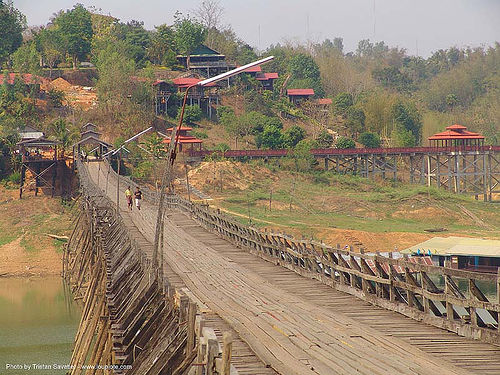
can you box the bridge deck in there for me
[88,162,500,375]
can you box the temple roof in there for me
[428,124,484,140]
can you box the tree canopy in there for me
[0,0,26,65]
[54,4,93,69]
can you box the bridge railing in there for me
[188,145,500,159]
[163,194,500,346]
[93,160,500,345]
[74,160,238,374]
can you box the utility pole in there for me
[185,161,191,202]
[116,152,120,212]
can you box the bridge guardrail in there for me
[89,159,500,345]
[162,194,500,346]
[73,159,238,374]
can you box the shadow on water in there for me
[0,276,81,374]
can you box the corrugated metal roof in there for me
[403,236,500,257]
[287,89,314,96]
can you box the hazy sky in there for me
[14,0,500,57]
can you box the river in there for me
[0,277,81,375]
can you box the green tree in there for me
[49,118,76,157]
[113,20,151,67]
[38,27,64,77]
[12,42,41,75]
[315,129,333,148]
[174,14,206,67]
[256,125,284,149]
[358,132,381,148]
[335,136,355,149]
[391,126,416,147]
[290,139,318,172]
[0,0,26,65]
[284,125,306,148]
[288,53,324,96]
[141,133,166,159]
[333,92,353,114]
[345,107,366,135]
[391,100,421,143]
[147,24,177,66]
[54,4,93,69]
[178,105,202,124]
[95,40,135,115]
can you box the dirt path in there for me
[86,162,497,375]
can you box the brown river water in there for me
[0,277,81,374]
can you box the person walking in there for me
[125,186,133,210]
[134,187,142,210]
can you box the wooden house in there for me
[287,89,315,104]
[177,45,236,79]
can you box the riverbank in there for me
[0,186,74,277]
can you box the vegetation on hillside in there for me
[0,0,498,185]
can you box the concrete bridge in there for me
[64,159,500,374]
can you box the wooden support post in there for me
[222,332,233,375]
[187,302,197,352]
[179,295,189,322]
[421,271,429,314]
[388,253,395,302]
[116,153,120,212]
[405,267,414,308]
[497,268,500,331]
[468,279,478,328]
[206,337,218,375]
[195,336,207,375]
[444,260,454,320]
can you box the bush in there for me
[335,136,355,149]
[47,89,65,107]
[177,105,202,124]
[358,132,381,148]
[214,143,230,152]
[255,125,284,149]
[284,125,306,148]
[8,171,21,184]
[333,92,353,114]
[315,130,333,148]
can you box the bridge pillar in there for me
[324,157,328,171]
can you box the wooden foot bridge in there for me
[64,159,500,375]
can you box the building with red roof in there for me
[428,124,485,148]
[287,88,315,104]
[162,125,203,153]
[255,72,279,90]
[0,73,49,93]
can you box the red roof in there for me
[316,98,332,105]
[256,72,279,81]
[428,124,484,140]
[166,126,193,131]
[172,77,216,87]
[287,89,314,96]
[0,73,48,85]
[162,136,203,144]
[242,65,262,73]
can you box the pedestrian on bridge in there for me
[125,186,133,210]
[134,187,142,210]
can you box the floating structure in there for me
[404,237,500,273]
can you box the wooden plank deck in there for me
[88,162,500,375]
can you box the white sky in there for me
[14,0,500,57]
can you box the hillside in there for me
[180,160,500,252]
